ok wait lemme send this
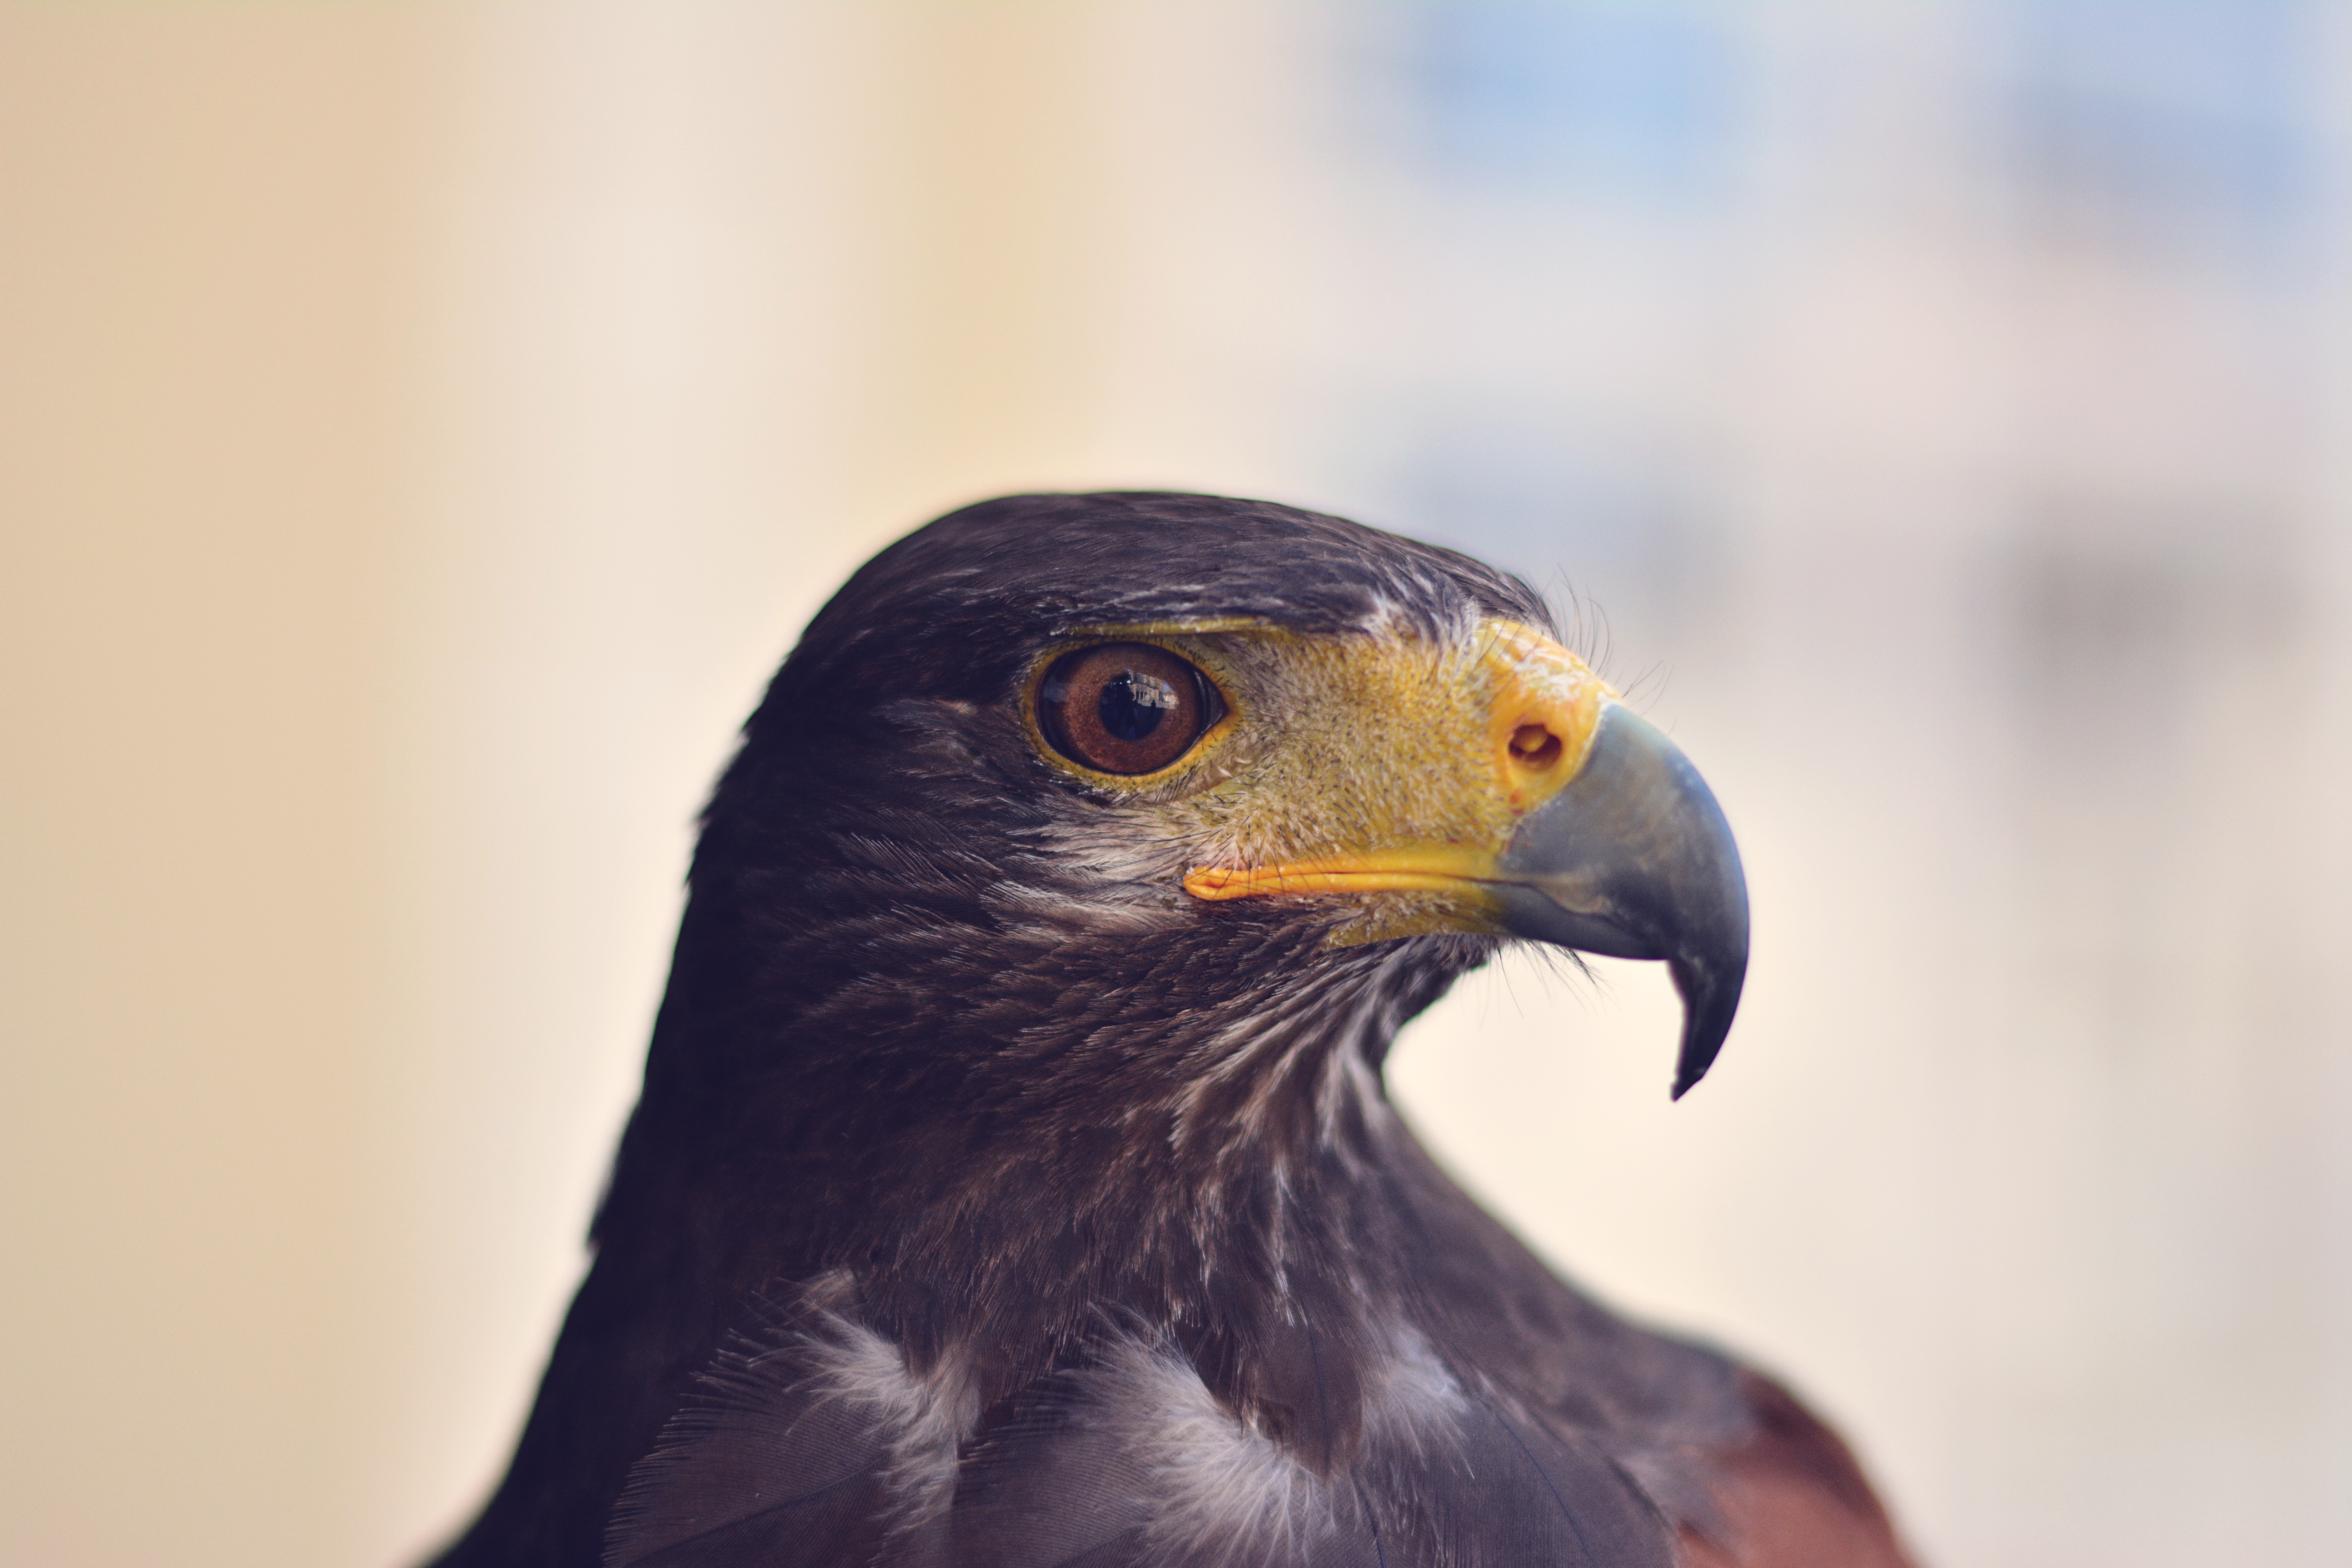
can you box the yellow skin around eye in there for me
[1026,618,1615,945]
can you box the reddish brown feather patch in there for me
[1677,1370,1919,1568]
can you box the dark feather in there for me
[604,1312,902,1568]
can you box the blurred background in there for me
[4,4,2348,1565]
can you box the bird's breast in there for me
[604,1272,1682,1568]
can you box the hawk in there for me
[432,492,1911,1568]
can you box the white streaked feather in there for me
[780,1292,1471,1558]
[794,1305,979,1528]
[1076,1336,1341,1564]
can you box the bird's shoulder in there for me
[1671,1371,1916,1568]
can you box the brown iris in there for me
[1036,643,1223,776]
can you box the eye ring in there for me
[1036,643,1225,776]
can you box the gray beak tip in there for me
[1668,944,1747,1099]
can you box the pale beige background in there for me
[3,5,2348,1567]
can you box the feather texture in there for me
[607,1285,1689,1568]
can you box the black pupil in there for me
[1099,670,1177,742]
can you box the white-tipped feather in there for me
[796,1308,979,1528]
[779,1303,1472,1560]
[1071,1337,1341,1565]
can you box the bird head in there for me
[691,492,1745,1113]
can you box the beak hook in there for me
[1493,704,1749,1098]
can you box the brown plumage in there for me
[430,492,1913,1568]
[1678,1375,1914,1568]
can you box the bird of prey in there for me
[431,492,1911,1568]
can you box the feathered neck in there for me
[604,867,1485,1465]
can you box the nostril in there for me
[1510,723,1563,769]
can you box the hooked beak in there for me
[1488,702,1748,1098]
[1182,623,1749,1097]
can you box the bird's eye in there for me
[1036,643,1225,776]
